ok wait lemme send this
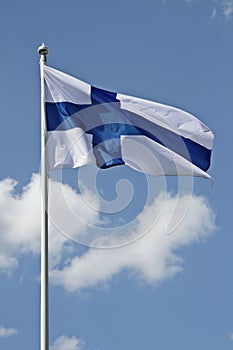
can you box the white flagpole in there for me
[38,43,49,350]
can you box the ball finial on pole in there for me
[38,43,49,63]
[38,43,49,55]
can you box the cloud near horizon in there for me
[0,326,18,337]
[0,174,215,292]
[50,335,84,350]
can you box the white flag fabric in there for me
[44,65,214,178]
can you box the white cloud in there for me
[0,175,40,274]
[181,0,233,20]
[221,0,233,19]
[0,255,18,275]
[0,174,215,292]
[50,192,215,292]
[50,335,84,350]
[229,332,233,340]
[0,326,18,337]
[0,174,100,274]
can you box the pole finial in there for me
[37,43,49,56]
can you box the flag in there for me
[44,66,214,178]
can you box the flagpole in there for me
[38,43,49,350]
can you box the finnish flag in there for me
[44,66,214,178]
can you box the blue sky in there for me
[0,0,233,349]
